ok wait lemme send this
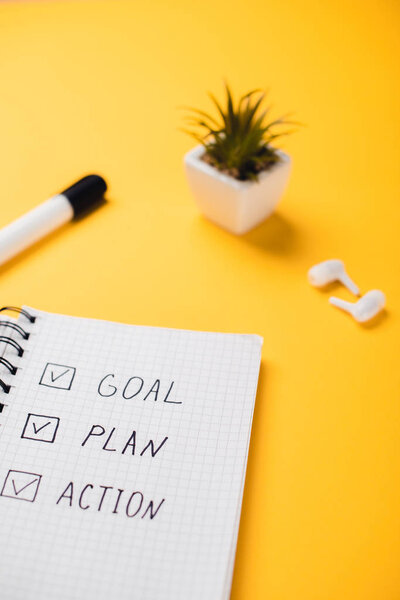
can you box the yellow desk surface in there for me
[1,1,399,598]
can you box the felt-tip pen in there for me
[0,175,107,266]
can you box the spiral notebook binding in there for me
[0,307,36,323]
[0,306,36,413]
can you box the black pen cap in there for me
[61,175,107,218]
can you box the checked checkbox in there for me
[0,470,42,503]
[21,413,60,444]
[39,363,76,390]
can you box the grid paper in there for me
[0,307,262,600]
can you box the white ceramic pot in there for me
[184,145,291,235]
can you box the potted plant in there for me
[183,84,294,235]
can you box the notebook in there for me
[0,306,262,600]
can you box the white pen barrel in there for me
[0,194,73,266]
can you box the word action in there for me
[56,481,165,520]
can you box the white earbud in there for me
[308,259,360,295]
[329,290,386,322]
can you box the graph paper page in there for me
[0,307,262,600]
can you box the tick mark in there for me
[32,421,51,434]
[50,369,70,382]
[0,470,42,502]
[39,363,76,390]
[12,478,39,496]
[21,413,60,444]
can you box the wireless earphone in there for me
[308,259,360,296]
[308,259,386,325]
[329,290,386,323]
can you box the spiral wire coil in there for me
[0,306,36,409]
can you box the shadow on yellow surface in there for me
[242,212,301,257]
[359,308,389,330]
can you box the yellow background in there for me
[0,1,399,598]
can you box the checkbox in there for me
[21,413,60,444]
[0,470,42,503]
[39,363,76,390]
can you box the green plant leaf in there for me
[181,83,298,181]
